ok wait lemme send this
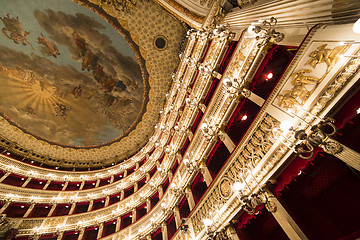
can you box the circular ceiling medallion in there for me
[154,36,167,50]
[0,0,148,147]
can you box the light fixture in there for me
[200,119,219,141]
[241,115,248,121]
[183,158,198,173]
[353,18,360,33]
[203,218,213,227]
[180,219,189,233]
[248,17,284,45]
[266,72,273,80]
[278,117,341,159]
[357,107,360,114]
[247,25,256,34]
[171,183,184,197]
[233,182,244,192]
[280,120,293,132]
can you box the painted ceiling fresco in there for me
[0,0,147,146]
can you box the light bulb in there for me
[353,18,360,34]
[233,182,244,191]
[201,122,208,129]
[280,121,293,132]
[247,25,256,34]
[203,218,213,227]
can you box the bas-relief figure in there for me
[306,44,346,71]
[277,69,319,111]
[277,44,346,112]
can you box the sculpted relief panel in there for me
[276,43,348,113]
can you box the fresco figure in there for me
[82,51,98,71]
[0,14,34,49]
[37,33,60,58]
[54,103,71,118]
[71,86,82,99]
[72,31,87,57]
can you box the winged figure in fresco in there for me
[54,103,71,118]
[37,33,60,58]
[72,31,133,96]
[0,14,34,49]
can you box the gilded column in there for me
[0,172,10,183]
[43,180,51,190]
[185,187,196,210]
[199,162,213,187]
[87,200,94,212]
[134,182,138,193]
[0,201,10,214]
[158,186,164,198]
[167,170,173,181]
[97,222,104,239]
[219,131,236,153]
[21,177,31,187]
[78,228,85,240]
[57,232,64,240]
[23,203,35,218]
[79,181,85,190]
[265,190,309,240]
[47,204,57,217]
[69,203,76,215]
[162,222,168,240]
[174,205,182,229]
[146,198,151,213]
[116,216,121,232]
[62,181,69,191]
[105,195,110,207]
[95,179,100,188]
[176,151,182,164]
[132,208,137,223]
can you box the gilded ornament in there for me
[277,69,320,111]
[306,44,346,71]
[219,177,231,199]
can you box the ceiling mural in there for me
[0,0,148,147]
[0,0,186,168]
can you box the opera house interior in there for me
[0,0,360,239]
